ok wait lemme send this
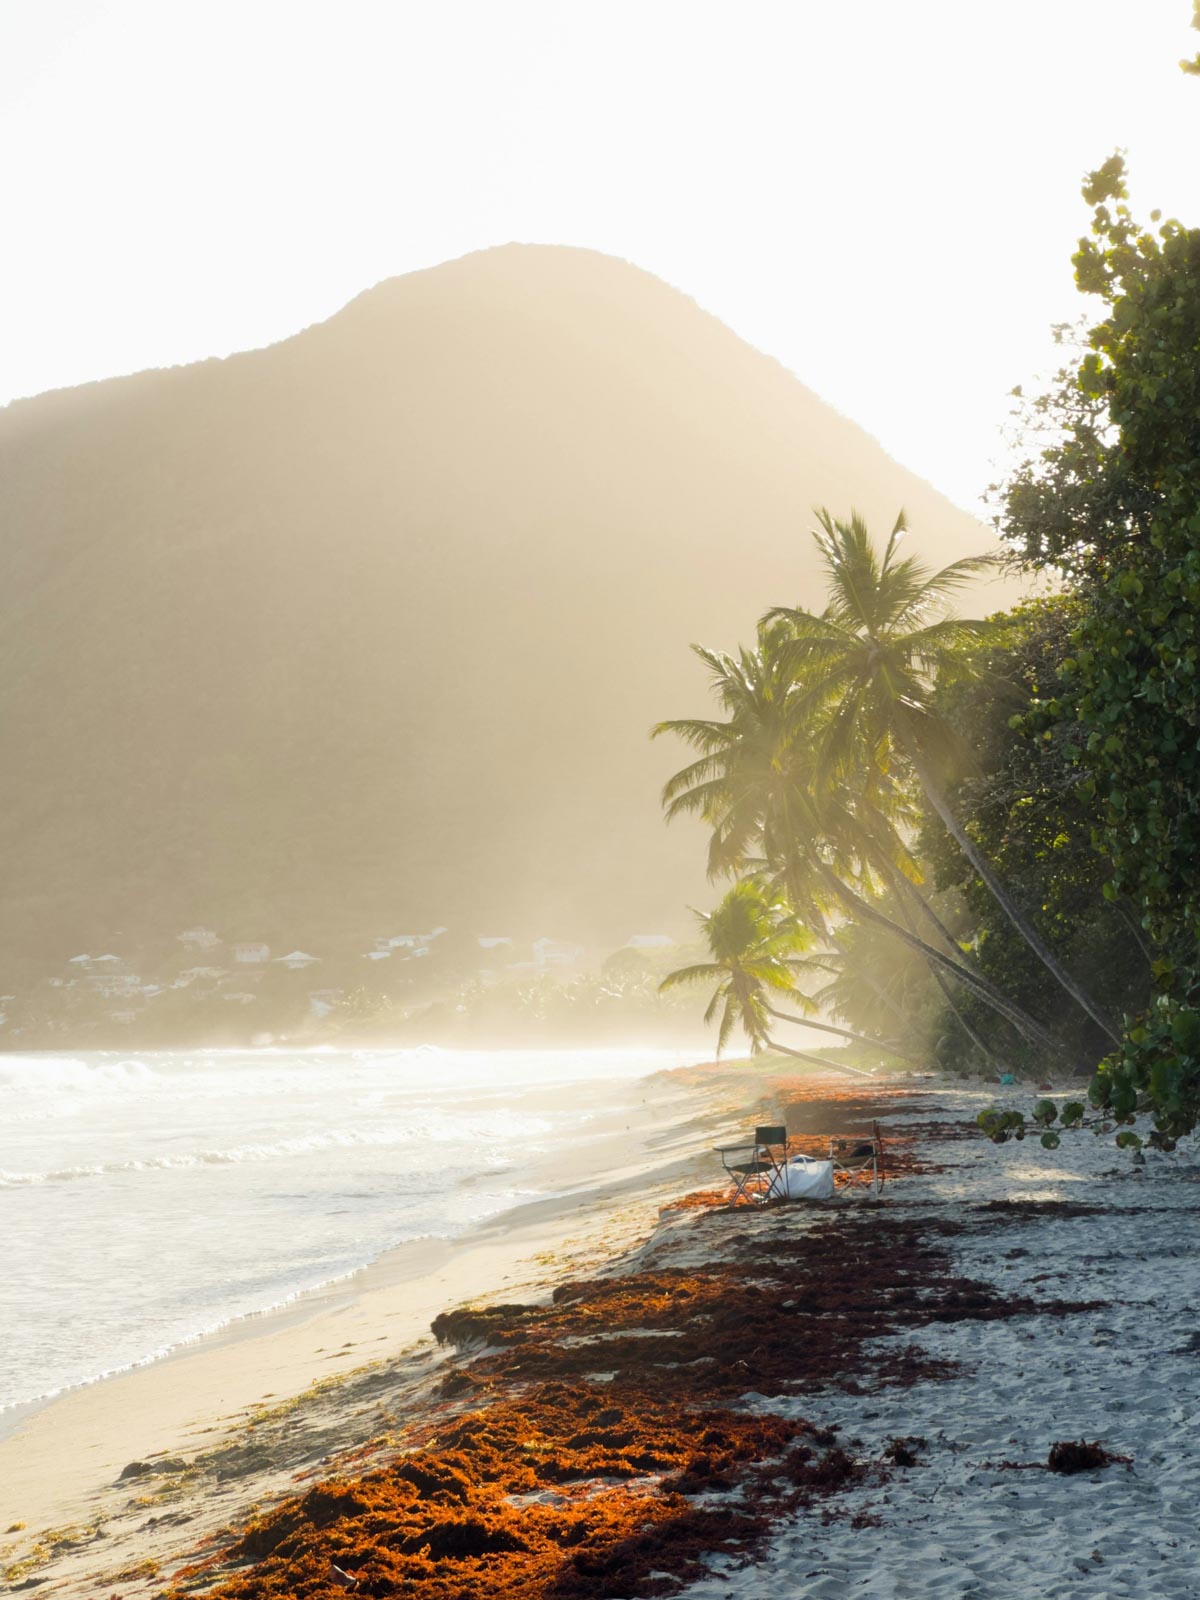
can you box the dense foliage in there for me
[920,598,1151,1075]
[658,27,1200,1135]
[999,152,1200,1135]
[655,517,1129,1081]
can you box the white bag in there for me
[768,1156,834,1201]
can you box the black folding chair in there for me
[829,1120,884,1197]
[714,1124,790,1205]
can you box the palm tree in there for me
[765,508,1120,1045]
[658,879,878,1074]
[653,634,1061,1056]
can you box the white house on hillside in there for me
[533,937,585,971]
[378,928,448,957]
[275,951,319,971]
[178,927,221,950]
[233,943,270,964]
[89,972,140,998]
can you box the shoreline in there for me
[6,1064,1199,1599]
[0,1059,749,1540]
[0,1064,720,1445]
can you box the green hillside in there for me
[0,244,1015,1022]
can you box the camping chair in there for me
[829,1120,884,1197]
[714,1124,789,1205]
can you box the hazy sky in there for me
[2,1,1197,511]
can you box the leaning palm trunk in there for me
[884,870,1006,1064]
[928,961,1002,1067]
[762,1002,922,1066]
[816,863,1061,1056]
[905,740,1121,1045]
[885,877,1002,1067]
[762,1036,875,1077]
[890,871,977,966]
[778,864,911,1029]
[1116,901,1155,969]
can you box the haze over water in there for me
[0,1046,702,1418]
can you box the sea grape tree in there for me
[1000,145,1200,1136]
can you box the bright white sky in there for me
[2,0,1197,511]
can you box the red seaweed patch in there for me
[1047,1439,1132,1474]
[168,1204,1106,1600]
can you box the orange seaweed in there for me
[168,1116,1104,1600]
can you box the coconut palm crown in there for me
[765,508,1118,1043]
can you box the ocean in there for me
[0,1045,704,1421]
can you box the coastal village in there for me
[0,927,682,1047]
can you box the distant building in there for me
[477,936,512,950]
[275,951,319,971]
[233,943,270,964]
[364,950,391,961]
[379,928,448,957]
[222,991,257,1004]
[89,973,140,997]
[110,1010,138,1024]
[178,927,221,950]
[626,934,674,950]
[533,937,585,971]
[178,965,225,984]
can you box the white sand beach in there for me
[672,1079,1200,1600]
[0,1058,745,1557]
[4,1067,1199,1600]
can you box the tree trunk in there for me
[886,879,1003,1066]
[929,960,1003,1065]
[906,740,1121,1045]
[801,897,910,1027]
[764,1037,875,1077]
[892,873,973,963]
[817,863,1061,1056]
[1116,900,1155,969]
[763,1002,922,1066]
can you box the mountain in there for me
[0,244,1017,994]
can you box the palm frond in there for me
[658,962,723,992]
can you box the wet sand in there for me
[9,1066,1197,1600]
[0,1064,747,1545]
